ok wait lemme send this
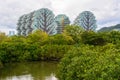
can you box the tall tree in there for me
[55,14,70,34]
[31,8,57,35]
[74,11,97,31]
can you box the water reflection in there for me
[45,74,57,80]
[3,74,33,80]
[0,61,58,80]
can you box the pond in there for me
[0,61,58,80]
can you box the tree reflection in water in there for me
[0,61,58,80]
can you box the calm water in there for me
[0,61,58,80]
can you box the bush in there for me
[0,42,27,62]
[0,39,73,62]
[81,31,107,45]
[44,34,74,45]
[21,43,41,61]
[27,30,48,45]
[106,31,120,44]
[57,44,120,80]
[63,25,84,43]
[40,45,73,60]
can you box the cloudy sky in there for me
[0,0,120,34]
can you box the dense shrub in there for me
[57,44,120,80]
[0,39,73,62]
[1,25,120,80]
[0,42,27,62]
[44,34,74,45]
[0,30,74,63]
[21,43,41,61]
[40,45,73,60]
[27,30,48,45]
[64,25,84,43]
[81,31,107,45]
[106,31,120,44]
[0,32,7,43]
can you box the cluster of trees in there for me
[57,44,120,80]
[0,25,82,67]
[17,8,97,36]
[1,23,120,79]
[57,29,120,80]
[0,25,82,65]
[0,30,73,64]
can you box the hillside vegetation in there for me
[98,24,120,32]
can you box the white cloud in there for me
[0,0,52,34]
[0,0,120,34]
[51,0,120,28]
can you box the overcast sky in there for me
[0,0,120,34]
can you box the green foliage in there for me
[21,43,41,61]
[0,30,74,63]
[1,24,120,80]
[97,31,120,44]
[0,36,26,62]
[45,34,74,45]
[0,32,7,43]
[81,31,107,45]
[57,44,120,80]
[64,25,84,43]
[27,30,48,44]
[40,45,72,60]
[106,31,120,44]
